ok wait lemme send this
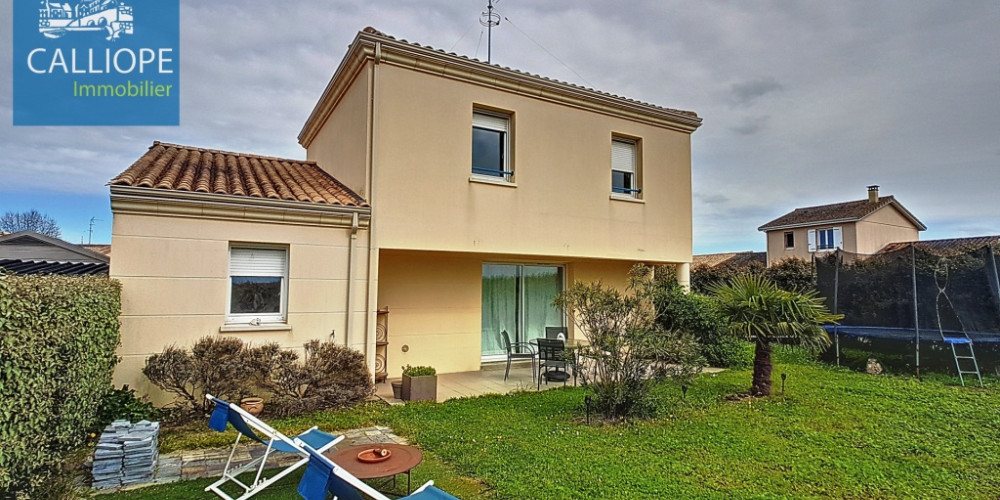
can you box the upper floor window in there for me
[472,110,512,182]
[228,246,288,324]
[784,231,795,249]
[611,138,641,198]
[808,227,842,252]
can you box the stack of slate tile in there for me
[91,419,160,489]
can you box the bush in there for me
[691,258,816,294]
[766,258,816,291]
[144,338,374,419]
[555,265,704,421]
[259,340,375,417]
[95,385,160,428]
[0,274,121,498]
[651,268,749,368]
[143,336,265,414]
[402,365,436,377]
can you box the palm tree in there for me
[712,275,841,396]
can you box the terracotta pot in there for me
[391,380,403,399]
[240,397,264,416]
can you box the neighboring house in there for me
[757,185,926,266]
[109,27,701,397]
[0,230,110,275]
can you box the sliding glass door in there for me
[482,264,564,359]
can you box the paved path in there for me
[103,426,407,491]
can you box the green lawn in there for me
[101,360,1000,499]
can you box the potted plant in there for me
[400,365,437,402]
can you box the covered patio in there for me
[375,362,551,403]
[375,362,725,403]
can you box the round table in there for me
[326,443,423,494]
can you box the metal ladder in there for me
[934,259,984,387]
[943,337,983,387]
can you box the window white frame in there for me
[807,227,842,252]
[227,246,289,325]
[611,137,641,198]
[784,231,795,249]
[472,110,512,182]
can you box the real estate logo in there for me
[13,0,180,126]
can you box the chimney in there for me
[867,185,880,203]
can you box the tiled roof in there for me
[758,196,925,231]
[358,27,699,120]
[110,142,368,207]
[0,259,109,275]
[692,251,767,269]
[877,236,1000,257]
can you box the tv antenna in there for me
[87,217,102,244]
[479,0,501,63]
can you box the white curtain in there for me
[481,265,517,356]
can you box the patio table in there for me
[326,443,423,495]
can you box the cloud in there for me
[730,115,771,136]
[728,78,784,108]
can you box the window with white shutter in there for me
[228,246,288,324]
[611,137,641,198]
[812,227,843,252]
[472,110,512,181]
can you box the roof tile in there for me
[110,142,368,207]
[877,236,1000,257]
[758,195,925,231]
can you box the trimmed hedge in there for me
[0,274,121,497]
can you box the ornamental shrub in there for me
[651,267,750,368]
[0,273,121,498]
[144,338,373,419]
[259,340,375,417]
[555,265,704,421]
[401,365,436,377]
[143,336,267,414]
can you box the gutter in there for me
[110,185,371,221]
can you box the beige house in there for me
[758,185,925,266]
[109,27,701,397]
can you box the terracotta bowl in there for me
[240,397,264,416]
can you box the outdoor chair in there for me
[501,330,536,382]
[204,394,342,500]
[536,338,570,389]
[544,326,567,341]
[295,439,460,500]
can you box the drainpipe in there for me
[362,41,383,380]
[345,212,359,347]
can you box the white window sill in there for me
[610,193,644,203]
[220,323,291,333]
[469,174,517,188]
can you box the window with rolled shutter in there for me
[228,247,288,323]
[612,138,640,198]
[472,110,512,181]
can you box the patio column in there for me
[676,262,691,292]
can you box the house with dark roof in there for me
[757,185,926,266]
[109,27,701,397]
[0,230,110,275]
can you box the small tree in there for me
[555,265,704,420]
[0,210,61,238]
[712,275,841,396]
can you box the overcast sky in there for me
[1,0,997,251]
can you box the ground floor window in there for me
[228,246,288,324]
[481,264,564,358]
